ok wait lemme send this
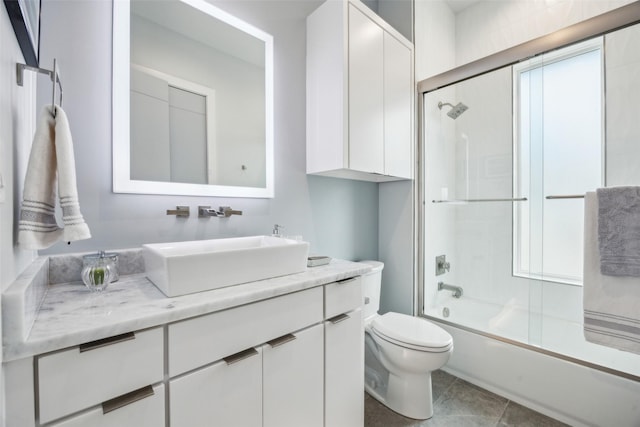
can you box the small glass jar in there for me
[82,252,115,292]
[82,251,119,282]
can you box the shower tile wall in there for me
[454,0,637,66]
[605,23,640,187]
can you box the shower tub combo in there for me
[418,4,640,426]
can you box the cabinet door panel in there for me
[38,327,164,424]
[325,308,364,427]
[170,347,262,427]
[263,324,324,427]
[48,384,165,427]
[384,33,412,179]
[348,4,384,174]
[169,287,322,377]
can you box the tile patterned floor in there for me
[365,370,570,427]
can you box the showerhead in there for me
[438,101,469,119]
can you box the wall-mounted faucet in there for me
[438,282,463,298]
[198,206,243,218]
[167,206,190,217]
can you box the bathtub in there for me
[423,297,640,427]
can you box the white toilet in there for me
[361,260,453,420]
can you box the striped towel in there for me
[18,106,91,250]
[583,192,640,355]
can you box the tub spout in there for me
[438,282,463,298]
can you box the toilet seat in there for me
[372,312,452,353]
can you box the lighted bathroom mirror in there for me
[112,0,274,197]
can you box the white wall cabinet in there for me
[307,0,413,182]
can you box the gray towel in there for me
[597,186,640,276]
[584,192,640,355]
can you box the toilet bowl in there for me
[361,261,453,420]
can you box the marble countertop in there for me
[3,258,370,361]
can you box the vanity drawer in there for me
[168,286,323,376]
[38,327,164,424]
[47,384,165,427]
[324,276,362,319]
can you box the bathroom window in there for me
[513,38,604,285]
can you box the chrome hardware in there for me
[364,297,370,305]
[272,224,283,236]
[17,59,64,115]
[102,385,154,414]
[79,332,135,353]
[436,255,450,276]
[328,313,350,324]
[438,282,463,298]
[545,194,585,199]
[223,347,259,365]
[432,197,528,203]
[166,206,190,217]
[267,334,297,348]
[199,206,243,218]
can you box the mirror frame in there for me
[112,0,274,198]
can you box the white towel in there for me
[583,192,640,355]
[18,106,91,250]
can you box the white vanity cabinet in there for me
[37,327,164,425]
[170,347,263,426]
[47,384,165,427]
[168,287,325,426]
[306,0,413,182]
[170,324,324,427]
[263,324,324,427]
[4,265,367,427]
[324,277,364,427]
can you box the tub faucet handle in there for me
[436,255,450,275]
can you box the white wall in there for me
[1,4,39,424]
[0,6,38,293]
[455,0,636,66]
[32,0,379,262]
[415,0,455,81]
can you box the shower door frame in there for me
[416,0,640,382]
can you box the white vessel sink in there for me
[142,236,309,297]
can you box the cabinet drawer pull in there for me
[79,332,135,353]
[223,347,259,365]
[102,385,154,414]
[267,334,297,348]
[328,313,350,324]
[336,277,357,285]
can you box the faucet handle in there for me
[167,206,190,217]
[220,206,243,217]
[273,224,283,236]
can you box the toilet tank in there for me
[359,260,384,319]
